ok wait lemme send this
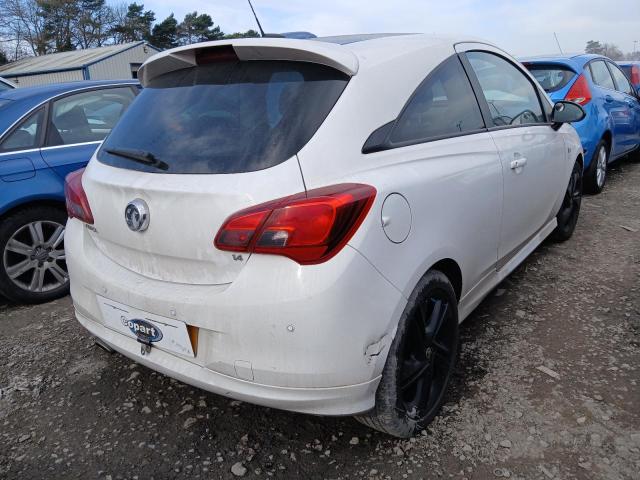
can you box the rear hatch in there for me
[84,48,350,285]
[523,62,578,102]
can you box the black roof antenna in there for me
[247,0,265,38]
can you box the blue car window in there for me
[47,87,135,146]
[589,61,615,90]
[0,108,44,152]
[608,63,633,95]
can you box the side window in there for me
[0,108,44,152]
[589,61,615,90]
[390,56,485,144]
[608,63,633,95]
[46,87,136,146]
[466,51,544,127]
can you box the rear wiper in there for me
[104,148,169,171]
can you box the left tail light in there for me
[214,183,376,265]
[65,168,94,224]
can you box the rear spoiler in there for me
[138,38,359,86]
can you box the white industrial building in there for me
[0,42,160,87]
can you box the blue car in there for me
[0,80,138,303]
[617,61,640,93]
[522,54,640,193]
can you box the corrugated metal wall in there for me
[88,43,157,80]
[8,69,84,87]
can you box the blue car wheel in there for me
[0,205,69,303]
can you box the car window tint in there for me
[47,87,135,146]
[608,63,633,95]
[0,108,44,152]
[390,56,484,144]
[467,51,544,127]
[98,61,349,174]
[525,64,576,93]
[589,61,615,90]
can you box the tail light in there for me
[65,169,94,224]
[565,74,592,105]
[215,184,376,265]
[631,66,640,86]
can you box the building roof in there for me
[0,42,158,77]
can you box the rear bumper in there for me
[66,219,405,415]
[76,309,380,415]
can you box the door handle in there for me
[605,95,614,103]
[510,157,528,169]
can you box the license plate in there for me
[97,296,195,357]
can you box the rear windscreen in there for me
[525,64,576,92]
[98,61,349,174]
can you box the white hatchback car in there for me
[65,34,585,437]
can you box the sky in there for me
[143,0,640,57]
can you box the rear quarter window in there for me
[525,64,576,93]
[98,61,349,174]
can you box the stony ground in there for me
[1,160,639,480]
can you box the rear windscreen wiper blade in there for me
[104,148,169,171]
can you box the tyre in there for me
[585,140,608,194]
[356,270,459,438]
[551,159,583,242]
[0,205,69,304]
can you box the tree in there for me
[0,49,7,65]
[73,0,116,49]
[149,13,177,49]
[585,40,603,55]
[224,29,259,39]
[0,0,49,56]
[40,0,79,52]
[177,11,223,45]
[110,2,155,43]
[585,40,624,60]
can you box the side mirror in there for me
[551,101,586,127]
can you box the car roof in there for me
[520,53,608,70]
[0,79,138,102]
[138,33,490,86]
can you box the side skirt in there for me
[457,218,557,321]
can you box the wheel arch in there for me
[0,198,66,221]
[427,258,463,302]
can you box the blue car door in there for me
[608,61,640,152]
[39,86,137,180]
[588,60,630,157]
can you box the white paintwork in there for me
[66,34,583,416]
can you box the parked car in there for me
[522,54,640,193]
[0,76,16,91]
[617,61,640,93]
[65,35,585,438]
[0,80,139,304]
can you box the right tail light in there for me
[214,183,376,265]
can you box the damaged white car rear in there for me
[65,34,585,437]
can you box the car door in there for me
[462,49,567,266]
[607,61,640,151]
[588,59,630,157]
[39,86,137,180]
[0,107,47,185]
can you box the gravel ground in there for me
[1,160,639,480]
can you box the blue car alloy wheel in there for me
[0,206,69,303]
